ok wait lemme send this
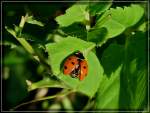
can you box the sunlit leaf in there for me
[95,4,144,39]
[96,65,122,109]
[46,36,95,75]
[46,37,103,97]
[55,4,88,27]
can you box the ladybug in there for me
[63,51,88,81]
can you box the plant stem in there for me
[11,89,74,111]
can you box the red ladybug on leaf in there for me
[63,51,88,81]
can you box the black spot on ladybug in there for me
[68,58,71,60]
[71,62,75,65]
[83,66,86,69]
[64,66,67,69]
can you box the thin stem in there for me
[10,89,74,111]
[18,14,39,59]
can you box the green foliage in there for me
[58,51,103,97]
[89,1,112,16]
[96,65,122,109]
[95,44,124,109]
[95,4,144,41]
[3,1,148,112]
[119,32,147,109]
[26,16,45,27]
[55,4,88,27]
[87,27,107,46]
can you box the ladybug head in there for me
[74,51,85,59]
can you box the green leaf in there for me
[119,31,147,109]
[14,24,22,37]
[55,4,88,27]
[46,36,95,75]
[87,27,107,46]
[95,4,144,39]
[61,23,87,40]
[96,32,147,110]
[101,44,124,76]
[46,37,103,97]
[95,43,124,109]
[26,16,44,27]
[58,51,103,97]
[96,65,122,109]
[89,1,112,16]
[28,77,67,91]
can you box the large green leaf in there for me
[119,31,147,109]
[46,36,95,75]
[58,51,103,97]
[96,44,124,109]
[95,4,144,39]
[46,37,103,97]
[96,32,147,110]
[96,65,122,109]
[55,4,88,27]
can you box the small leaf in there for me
[14,24,22,37]
[55,4,88,27]
[95,4,144,39]
[26,16,44,27]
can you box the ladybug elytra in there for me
[63,51,88,81]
